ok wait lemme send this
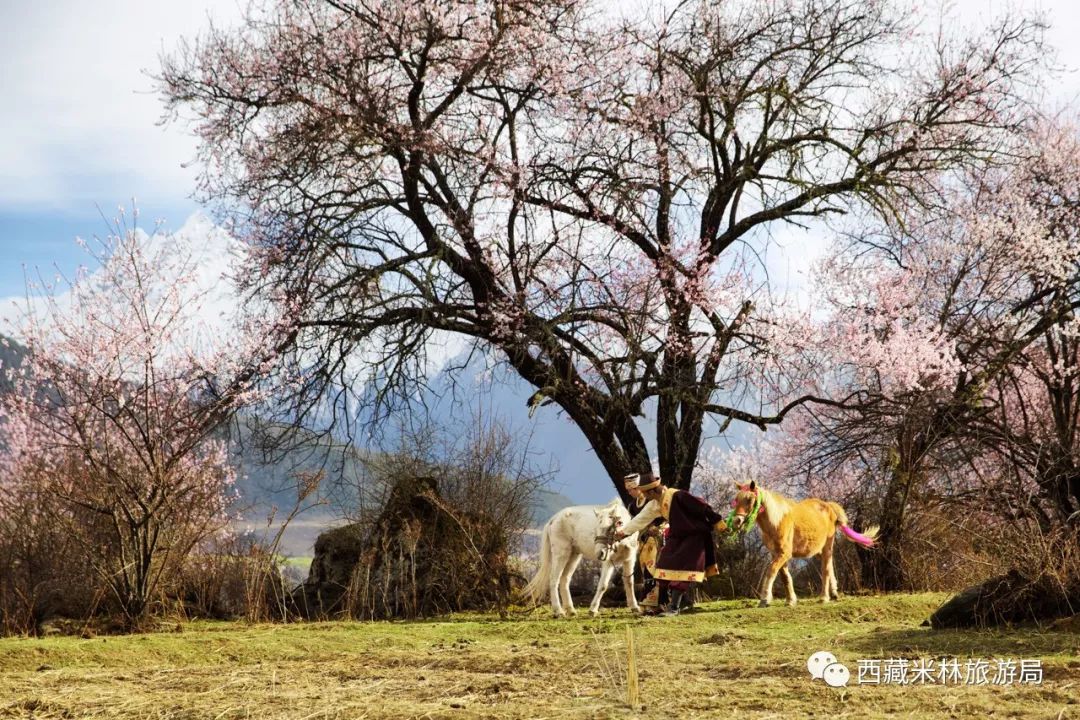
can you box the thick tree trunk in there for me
[1048,469,1080,525]
[861,465,916,591]
[583,419,650,507]
[658,416,702,492]
[545,392,652,506]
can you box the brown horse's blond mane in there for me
[758,487,794,529]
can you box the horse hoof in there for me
[631,606,643,615]
[589,609,599,618]
[787,599,798,607]
[758,599,769,608]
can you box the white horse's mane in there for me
[602,497,631,521]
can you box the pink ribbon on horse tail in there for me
[840,525,875,547]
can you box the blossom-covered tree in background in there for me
[963,125,1080,531]
[976,307,1080,529]
[159,0,1046,499]
[0,214,293,623]
[781,122,1080,589]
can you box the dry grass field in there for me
[0,593,1077,719]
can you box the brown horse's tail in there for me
[827,501,879,548]
[826,501,849,528]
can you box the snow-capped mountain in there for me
[0,211,244,346]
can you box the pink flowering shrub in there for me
[0,212,291,626]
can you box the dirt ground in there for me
[0,593,1077,719]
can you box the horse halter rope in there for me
[595,516,625,560]
[726,491,763,534]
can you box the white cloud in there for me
[0,211,244,347]
[0,0,242,213]
[0,0,1077,216]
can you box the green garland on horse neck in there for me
[725,491,763,535]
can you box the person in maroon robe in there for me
[617,472,727,615]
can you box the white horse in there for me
[523,499,641,618]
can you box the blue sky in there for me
[0,203,199,295]
[0,0,241,298]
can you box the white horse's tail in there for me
[522,522,552,603]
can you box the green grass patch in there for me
[0,593,1076,719]
[282,555,312,572]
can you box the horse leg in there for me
[781,566,797,606]
[826,541,841,600]
[559,553,582,617]
[820,537,836,603]
[548,543,571,618]
[588,559,616,617]
[622,556,641,614]
[759,554,790,607]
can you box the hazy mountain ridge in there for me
[0,336,26,394]
[225,418,575,529]
[0,337,573,546]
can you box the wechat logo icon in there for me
[808,651,850,687]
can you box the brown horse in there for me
[730,481,878,607]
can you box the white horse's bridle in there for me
[594,514,625,561]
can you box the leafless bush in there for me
[244,471,325,622]
[175,533,283,621]
[704,532,771,600]
[178,534,258,620]
[303,418,546,620]
[348,418,541,542]
[0,486,98,634]
[177,471,324,622]
[929,516,1080,628]
[982,519,1080,621]
[891,503,1005,592]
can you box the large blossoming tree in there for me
[160,0,1045,499]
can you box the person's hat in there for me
[624,473,646,506]
[636,472,661,491]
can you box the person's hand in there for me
[613,530,627,542]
